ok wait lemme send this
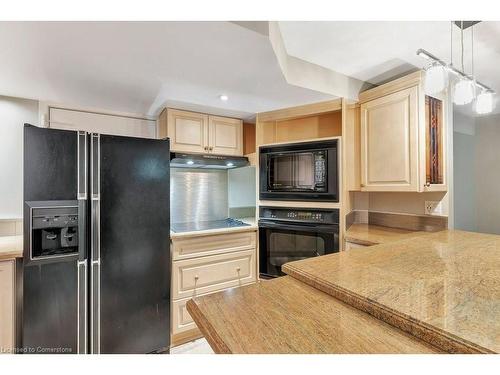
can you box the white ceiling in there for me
[278,21,500,114]
[0,21,333,120]
[279,21,500,86]
[2,21,499,120]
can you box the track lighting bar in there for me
[416,48,495,94]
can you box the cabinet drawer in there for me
[172,249,256,300]
[171,297,198,335]
[172,230,256,260]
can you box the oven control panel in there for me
[260,207,339,224]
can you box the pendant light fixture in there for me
[453,78,475,105]
[423,61,448,95]
[416,21,496,114]
[475,90,494,114]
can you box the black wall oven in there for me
[259,139,338,202]
[259,207,339,278]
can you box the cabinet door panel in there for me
[168,109,208,153]
[49,108,156,139]
[171,297,198,335]
[0,260,15,353]
[422,91,448,192]
[209,116,243,156]
[360,86,418,191]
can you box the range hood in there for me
[170,152,249,169]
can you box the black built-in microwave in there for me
[259,139,338,202]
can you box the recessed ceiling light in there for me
[219,94,229,101]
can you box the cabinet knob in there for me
[194,275,199,281]
[204,146,208,151]
[209,147,213,151]
[236,267,241,272]
[425,182,431,188]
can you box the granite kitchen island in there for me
[187,230,500,354]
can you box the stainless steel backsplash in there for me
[170,168,228,223]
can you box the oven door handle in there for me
[258,221,337,233]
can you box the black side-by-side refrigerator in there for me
[22,124,170,354]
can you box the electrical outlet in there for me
[425,201,442,215]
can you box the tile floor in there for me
[170,338,214,354]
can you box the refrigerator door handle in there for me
[90,259,100,354]
[77,131,88,262]
[77,259,87,354]
[90,133,100,354]
[77,131,87,200]
[90,133,100,262]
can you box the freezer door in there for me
[90,134,170,354]
[23,125,79,353]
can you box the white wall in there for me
[0,96,39,219]
[453,111,500,235]
[453,111,477,232]
[474,113,500,235]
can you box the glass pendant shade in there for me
[424,63,448,94]
[453,78,475,105]
[475,91,494,114]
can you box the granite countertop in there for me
[283,230,500,353]
[345,223,423,246]
[186,276,440,354]
[0,235,23,261]
[170,217,257,239]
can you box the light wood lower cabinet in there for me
[0,260,16,353]
[172,230,256,260]
[172,249,256,300]
[172,297,199,336]
[171,230,257,346]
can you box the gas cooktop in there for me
[171,218,250,233]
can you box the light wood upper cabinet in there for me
[159,109,243,156]
[49,107,156,139]
[358,71,448,193]
[166,109,209,153]
[209,116,243,156]
[360,86,419,191]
